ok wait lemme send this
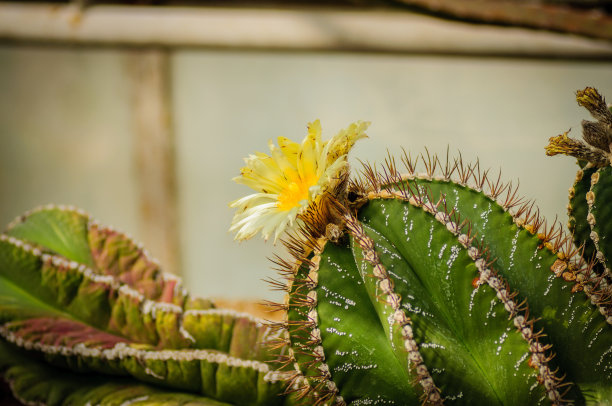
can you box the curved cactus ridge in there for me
[568,164,598,268]
[0,205,292,406]
[0,339,232,406]
[270,152,611,405]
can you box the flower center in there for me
[277,173,319,211]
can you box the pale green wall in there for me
[0,46,139,237]
[1,45,611,302]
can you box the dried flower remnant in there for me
[545,87,612,168]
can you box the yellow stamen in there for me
[277,173,319,211]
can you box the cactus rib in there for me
[587,168,612,282]
[367,155,612,388]
[0,208,290,405]
[342,211,444,405]
[289,242,346,406]
[6,204,188,305]
[0,339,235,406]
[0,233,194,348]
[279,231,423,405]
[0,323,279,379]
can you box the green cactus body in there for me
[279,157,611,405]
[0,206,289,406]
[568,165,599,267]
[405,168,611,395]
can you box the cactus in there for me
[229,116,611,404]
[546,87,612,285]
[1,91,611,406]
[0,205,290,405]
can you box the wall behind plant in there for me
[1,45,611,302]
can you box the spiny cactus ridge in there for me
[0,205,291,405]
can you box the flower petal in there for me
[229,119,367,242]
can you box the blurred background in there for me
[0,0,611,304]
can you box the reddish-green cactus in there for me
[0,206,290,405]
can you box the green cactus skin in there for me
[568,165,599,268]
[586,167,612,279]
[0,205,290,406]
[274,154,611,405]
[567,164,612,300]
[0,339,233,406]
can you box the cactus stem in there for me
[6,205,188,305]
[424,196,572,404]
[370,184,612,327]
[343,212,444,406]
[361,181,574,404]
[581,168,612,322]
[586,170,612,283]
[1,235,283,348]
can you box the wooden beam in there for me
[0,4,611,58]
[126,49,181,276]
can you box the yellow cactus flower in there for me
[230,120,369,242]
